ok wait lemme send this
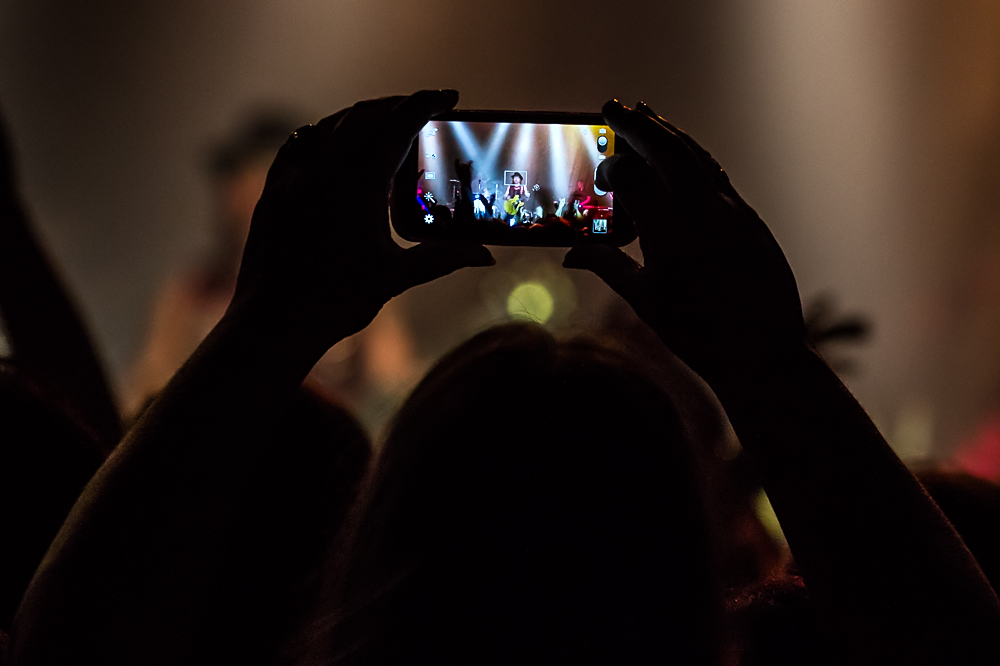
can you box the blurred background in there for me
[1,0,999,470]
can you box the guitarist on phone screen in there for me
[503,172,537,226]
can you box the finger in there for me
[391,241,494,296]
[603,99,707,199]
[258,121,334,204]
[595,153,622,192]
[391,89,459,141]
[382,90,459,177]
[597,151,674,255]
[315,97,409,163]
[317,96,406,132]
[635,101,740,200]
[562,245,644,304]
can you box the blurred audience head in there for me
[297,322,719,665]
[207,113,294,253]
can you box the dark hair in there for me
[193,384,372,664]
[511,172,523,183]
[296,323,719,665]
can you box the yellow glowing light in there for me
[754,488,786,546]
[507,282,555,324]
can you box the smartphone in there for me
[391,110,636,246]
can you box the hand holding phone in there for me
[234,92,494,350]
[564,100,805,380]
[391,111,637,247]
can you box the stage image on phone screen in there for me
[409,119,619,244]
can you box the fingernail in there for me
[602,99,628,119]
[635,101,657,118]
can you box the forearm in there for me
[0,198,121,450]
[12,307,329,665]
[706,345,1000,665]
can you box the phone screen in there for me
[393,114,632,246]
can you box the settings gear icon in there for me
[423,213,435,225]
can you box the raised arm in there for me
[0,105,121,452]
[565,100,1000,665]
[11,91,493,666]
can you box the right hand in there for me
[564,100,807,380]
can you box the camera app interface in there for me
[416,120,616,242]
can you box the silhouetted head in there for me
[298,323,719,665]
[194,383,372,664]
[511,172,523,184]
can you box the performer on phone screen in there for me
[504,172,530,225]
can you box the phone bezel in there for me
[390,110,636,247]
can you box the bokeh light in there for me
[507,282,555,324]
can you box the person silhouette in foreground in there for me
[10,92,1000,666]
[289,322,718,665]
[0,104,112,657]
[0,104,121,454]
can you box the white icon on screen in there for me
[425,172,436,180]
[425,152,437,159]
[424,214,435,225]
[599,128,607,134]
[593,219,608,234]
[594,166,607,196]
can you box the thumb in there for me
[392,241,495,295]
[563,245,643,302]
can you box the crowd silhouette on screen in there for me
[1,91,999,666]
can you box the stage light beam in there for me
[551,124,569,196]
[580,125,603,168]
[481,122,511,180]
[450,121,480,163]
[512,122,535,181]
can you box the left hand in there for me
[230,91,494,354]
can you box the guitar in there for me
[503,183,540,216]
